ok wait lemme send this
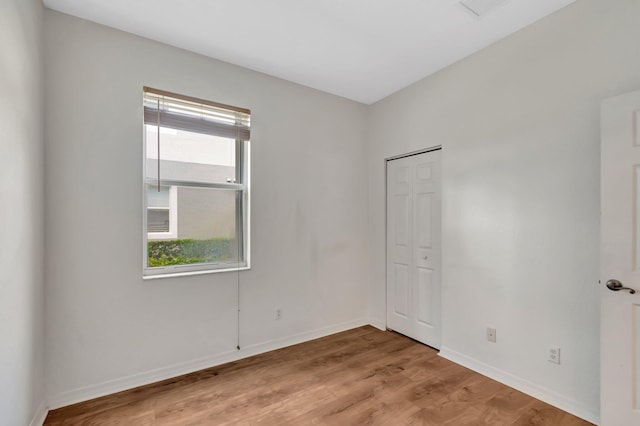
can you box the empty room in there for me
[3,0,640,425]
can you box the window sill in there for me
[143,265,250,280]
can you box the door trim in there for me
[385,145,442,162]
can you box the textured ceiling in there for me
[43,0,575,104]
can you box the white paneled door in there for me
[601,89,640,425]
[386,149,441,348]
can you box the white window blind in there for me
[143,87,250,141]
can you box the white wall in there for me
[0,0,46,424]
[44,11,369,406]
[367,0,640,423]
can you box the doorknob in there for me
[606,279,636,294]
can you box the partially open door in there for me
[601,89,640,425]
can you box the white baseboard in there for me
[29,400,48,426]
[438,346,600,425]
[238,318,371,357]
[368,318,386,331]
[48,318,370,410]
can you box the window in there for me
[143,87,250,277]
[146,185,177,240]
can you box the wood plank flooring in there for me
[44,326,593,425]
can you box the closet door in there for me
[386,149,441,348]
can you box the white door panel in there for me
[387,149,441,348]
[416,267,433,326]
[601,89,640,425]
[393,264,409,318]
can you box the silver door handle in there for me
[606,279,636,294]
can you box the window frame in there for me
[142,88,250,279]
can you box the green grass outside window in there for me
[148,238,235,266]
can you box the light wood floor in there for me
[45,326,592,425]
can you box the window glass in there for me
[145,125,236,185]
[147,187,239,268]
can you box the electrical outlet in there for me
[548,347,561,364]
[487,327,496,343]
[275,308,282,320]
